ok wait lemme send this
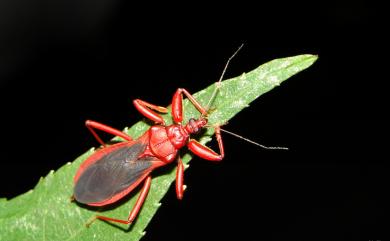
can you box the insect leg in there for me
[187,126,224,161]
[93,176,152,225]
[85,120,133,147]
[175,156,185,200]
[171,88,208,123]
[133,99,168,124]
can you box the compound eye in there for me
[188,118,199,133]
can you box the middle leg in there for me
[175,156,185,200]
[86,120,133,147]
[133,99,168,124]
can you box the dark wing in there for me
[74,142,155,204]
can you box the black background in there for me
[0,1,388,241]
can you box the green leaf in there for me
[0,54,318,241]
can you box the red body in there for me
[73,88,225,225]
[74,121,206,206]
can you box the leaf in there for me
[0,54,318,241]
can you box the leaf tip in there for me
[305,54,319,65]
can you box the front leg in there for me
[171,88,208,123]
[187,126,225,161]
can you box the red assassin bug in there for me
[73,46,245,225]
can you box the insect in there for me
[73,46,244,225]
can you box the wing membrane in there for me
[74,142,156,204]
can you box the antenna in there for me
[202,44,288,151]
[220,128,289,150]
[203,43,244,114]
